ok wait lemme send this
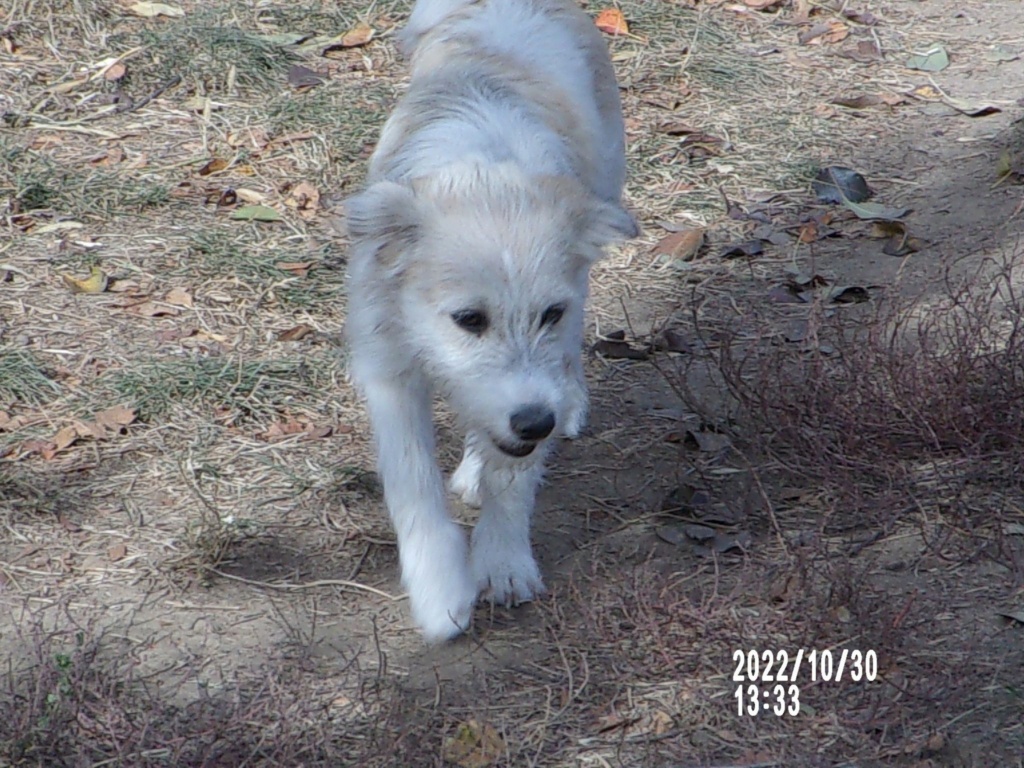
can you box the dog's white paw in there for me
[562,404,587,439]
[450,453,483,508]
[401,524,476,642]
[470,531,545,607]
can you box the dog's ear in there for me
[344,181,421,265]
[579,199,641,249]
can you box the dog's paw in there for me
[450,454,483,508]
[470,536,545,607]
[562,407,587,440]
[401,525,476,642]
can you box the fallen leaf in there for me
[831,93,890,109]
[652,329,692,353]
[830,285,871,303]
[235,189,268,204]
[800,21,849,46]
[813,166,872,204]
[107,542,128,562]
[284,181,320,219]
[842,199,910,221]
[276,261,315,276]
[942,97,1001,117]
[593,337,649,360]
[277,324,315,341]
[53,426,78,452]
[35,221,85,235]
[259,32,312,47]
[442,719,506,768]
[842,8,879,25]
[340,22,375,48]
[287,65,325,90]
[61,266,109,294]
[651,228,706,263]
[164,287,194,307]
[656,120,698,136]
[910,84,943,100]
[719,240,763,259]
[679,132,725,157]
[905,44,949,72]
[198,158,229,176]
[125,300,180,318]
[128,2,185,18]
[837,40,882,62]
[104,62,127,81]
[231,205,282,222]
[984,45,1020,63]
[768,285,809,304]
[595,8,629,36]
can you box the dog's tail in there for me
[398,0,477,56]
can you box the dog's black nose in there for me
[510,405,556,441]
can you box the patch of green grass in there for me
[1,145,170,219]
[110,9,299,96]
[103,355,334,423]
[0,347,62,407]
[261,78,394,182]
[183,229,345,308]
[619,0,776,92]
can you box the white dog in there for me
[345,0,637,642]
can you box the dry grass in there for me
[3,0,1024,765]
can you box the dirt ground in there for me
[1,0,1023,766]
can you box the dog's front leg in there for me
[470,456,547,607]
[450,430,485,508]
[364,375,477,641]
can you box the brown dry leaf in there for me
[95,405,136,433]
[797,221,818,243]
[799,21,849,45]
[831,94,885,109]
[656,119,697,135]
[104,62,127,81]
[164,287,194,308]
[276,260,315,276]
[107,542,128,562]
[277,324,315,341]
[838,39,882,62]
[340,22,375,48]
[125,300,180,318]
[652,228,706,262]
[595,8,629,36]
[441,719,506,768]
[285,181,320,219]
[198,157,229,176]
[53,425,79,452]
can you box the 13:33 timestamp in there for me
[734,684,800,717]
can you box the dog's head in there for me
[346,164,637,458]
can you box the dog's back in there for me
[374,0,627,205]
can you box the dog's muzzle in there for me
[494,404,557,458]
[495,440,539,458]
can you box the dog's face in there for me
[347,167,637,458]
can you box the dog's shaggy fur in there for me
[345,0,637,642]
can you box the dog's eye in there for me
[451,309,489,334]
[540,304,565,328]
